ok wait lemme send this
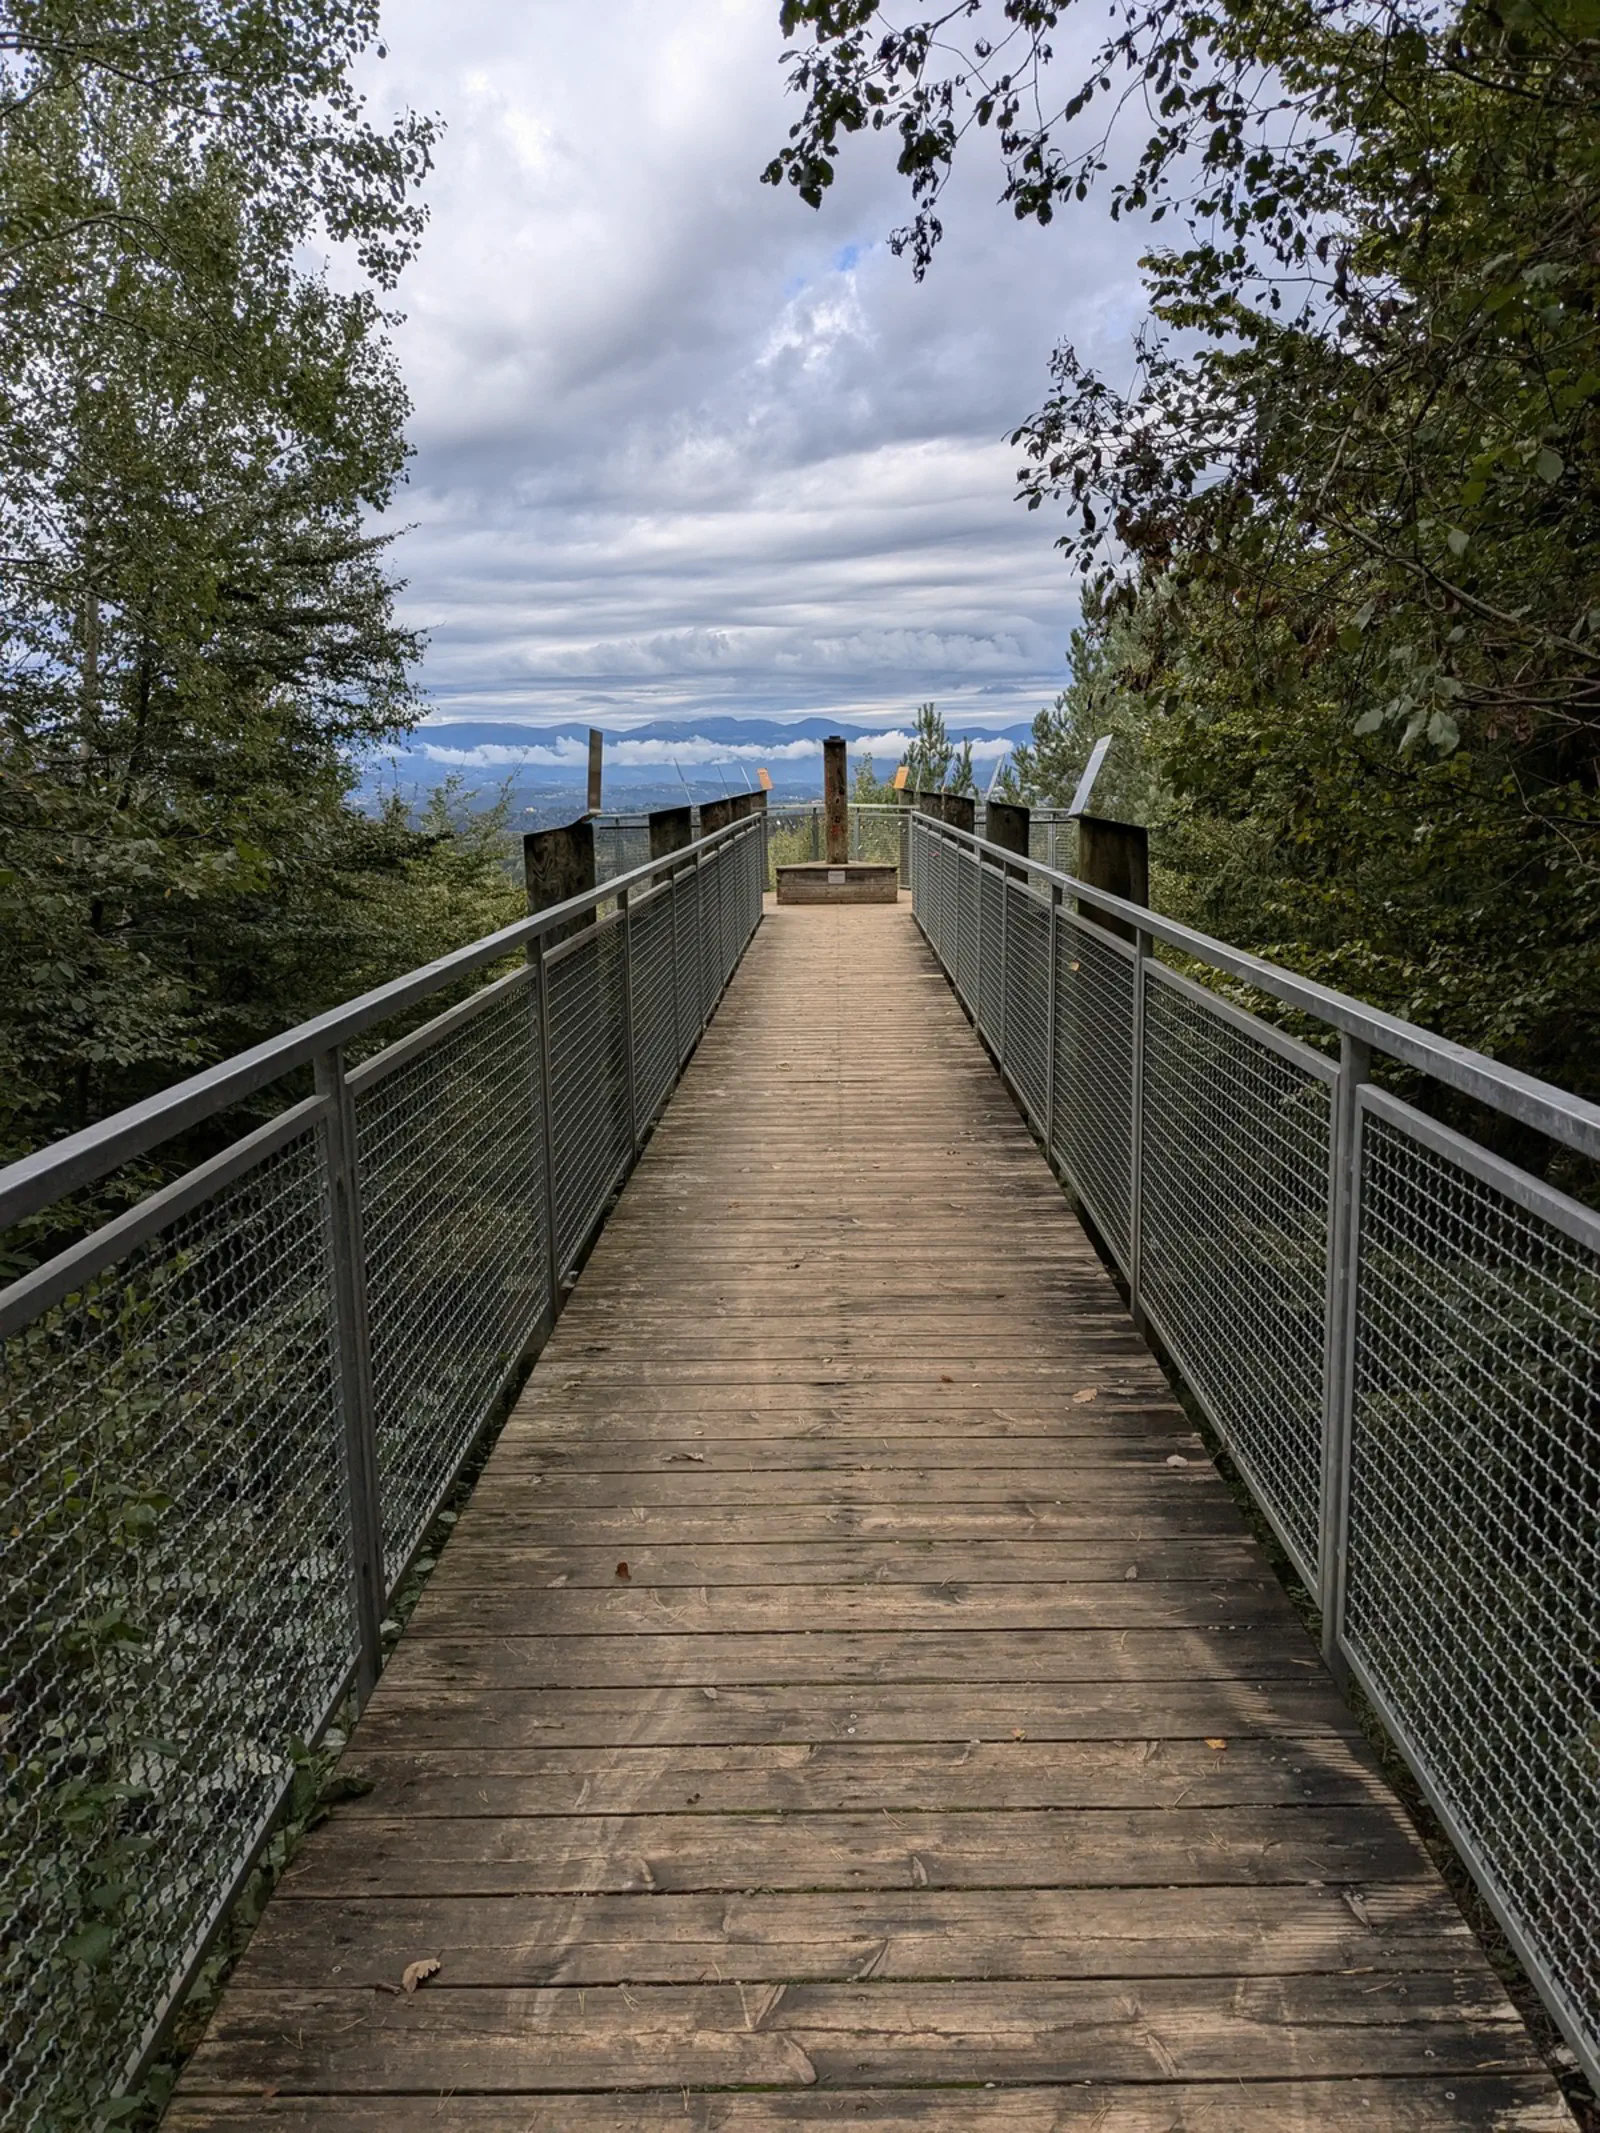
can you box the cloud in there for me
[416,727,1015,771]
[353,0,1146,729]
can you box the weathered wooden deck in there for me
[170,898,1573,2130]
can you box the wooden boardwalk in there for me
[170,899,1573,2131]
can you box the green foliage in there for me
[768,0,1600,1102]
[0,2,525,1215]
[851,750,897,802]
[899,701,976,794]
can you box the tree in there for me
[765,0,1600,1099]
[0,4,490,1191]
[899,701,977,794]
[851,751,898,802]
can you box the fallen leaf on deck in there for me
[615,1561,631,1580]
[1165,1454,1190,1468]
[1012,1728,1027,1740]
[1205,1738,1227,1751]
[1072,1388,1099,1404]
[664,1452,706,1464]
[940,1374,955,1383]
[1124,1566,1139,1580]
[402,1958,441,1995]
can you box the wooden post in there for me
[523,817,596,945]
[942,792,975,837]
[586,729,604,815]
[648,805,692,861]
[823,735,848,864]
[1076,814,1149,942]
[986,798,1030,876]
[700,797,736,839]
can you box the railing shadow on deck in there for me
[0,813,766,2132]
[907,805,1600,2101]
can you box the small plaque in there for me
[828,869,846,885]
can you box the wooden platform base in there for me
[775,861,899,903]
[167,901,1574,2132]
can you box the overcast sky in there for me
[360,0,1146,734]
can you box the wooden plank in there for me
[428,1539,1266,1584]
[176,1975,1543,2093]
[230,1881,1467,1989]
[161,2079,1584,2132]
[354,1679,1363,1750]
[458,1470,1235,1508]
[403,1579,1301,1638]
[381,1624,1324,1690]
[331,1736,1386,1815]
[280,1803,1430,1896]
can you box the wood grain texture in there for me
[171,900,1572,2129]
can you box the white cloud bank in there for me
[416,728,1015,771]
[355,0,1146,729]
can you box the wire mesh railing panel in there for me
[978,863,1006,1049]
[953,845,980,1008]
[1343,1098,1600,2072]
[698,852,724,1028]
[593,818,651,885]
[1002,877,1052,1131]
[548,924,631,1275]
[354,979,550,1586]
[671,866,700,1067]
[1051,913,1136,1267]
[0,1129,353,2131]
[1139,971,1334,1577]
[630,884,679,1128]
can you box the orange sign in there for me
[891,764,909,790]
[757,767,773,791]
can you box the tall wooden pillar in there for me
[648,805,692,861]
[523,817,595,943]
[986,798,1030,876]
[823,735,848,865]
[1076,814,1149,942]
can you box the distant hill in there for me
[359,713,1036,817]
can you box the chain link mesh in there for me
[354,977,550,1586]
[0,1129,354,2131]
[1051,912,1137,1267]
[1345,1102,1600,2070]
[1139,971,1333,1576]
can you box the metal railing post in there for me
[620,885,640,1155]
[1319,1033,1371,1672]
[314,1046,386,1701]
[532,947,563,1310]
[1128,929,1150,1334]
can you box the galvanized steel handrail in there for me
[0,815,760,1233]
[916,813,1600,1158]
[0,813,766,2131]
[908,805,1600,2093]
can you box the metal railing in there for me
[0,813,766,2132]
[909,807,1600,2093]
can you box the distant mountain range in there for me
[358,713,1037,817]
